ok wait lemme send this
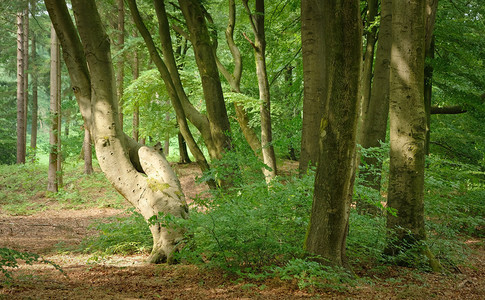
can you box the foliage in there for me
[0,247,63,285]
[0,73,17,165]
[80,209,152,255]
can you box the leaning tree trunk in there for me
[45,0,189,264]
[385,0,441,272]
[83,125,94,175]
[299,0,325,174]
[304,0,362,267]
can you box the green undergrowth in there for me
[0,160,126,215]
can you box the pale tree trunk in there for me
[304,0,362,267]
[83,125,94,175]
[47,25,60,192]
[16,9,26,164]
[116,0,125,128]
[356,0,392,214]
[46,0,189,264]
[299,0,325,174]
[56,64,63,188]
[385,0,441,272]
[242,0,277,182]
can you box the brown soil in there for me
[1,163,484,299]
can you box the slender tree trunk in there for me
[164,109,170,156]
[299,0,325,174]
[178,0,233,157]
[132,44,140,142]
[116,0,125,128]
[16,9,26,164]
[56,67,63,188]
[304,0,362,267]
[356,0,392,214]
[46,0,189,264]
[83,125,94,174]
[178,132,191,164]
[242,0,277,182]
[47,25,60,192]
[385,0,441,272]
[22,5,29,156]
[30,25,38,161]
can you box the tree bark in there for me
[22,4,29,157]
[178,0,233,157]
[132,43,140,142]
[45,0,189,264]
[30,13,38,161]
[116,0,125,128]
[356,0,392,214]
[430,105,467,114]
[242,0,277,182]
[304,0,362,267]
[16,9,26,164]
[83,125,94,175]
[178,132,191,164]
[385,0,441,272]
[299,0,325,174]
[47,25,60,192]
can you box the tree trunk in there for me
[47,25,60,193]
[242,0,277,182]
[385,0,441,272]
[178,132,191,164]
[304,0,362,267]
[16,9,26,164]
[46,0,189,264]
[356,0,392,214]
[178,0,233,157]
[30,23,38,161]
[116,0,125,128]
[83,125,94,175]
[132,44,140,142]
[22,5,29,157]
[299,0,325,174]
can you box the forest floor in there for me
[1,163,484,299]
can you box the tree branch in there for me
[430,105,467,114]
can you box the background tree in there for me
[304,0,362,267]
[16,4,27,164]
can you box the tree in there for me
[29,0,38,161]
[304,0,362,267]
[242,0,277,181]
[45,0,188,264]
[16,5,26,164]
[299,0,325,174]
[47,24,61,192]
[356,0,392,214]
[385,0,441,272]
[116,0,125,128]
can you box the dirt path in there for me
[1,163,484,299]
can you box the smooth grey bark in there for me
[242,0,277,182]
[304,0,362,267]
[385,0,441,272]
[299,0,325,174]
[45,0,188,264]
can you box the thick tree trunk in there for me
[16,10,26,164]
[386,0,441,272]
[356,0,392,214]
[304,0,362,267]
[242,0,277,182]
[46,0,189,264]
[47,25,60,192]
[299,0,325,174]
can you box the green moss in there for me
[147,178,171,192]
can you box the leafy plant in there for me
[0,247,64,285]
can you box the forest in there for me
[0,0,484,298]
